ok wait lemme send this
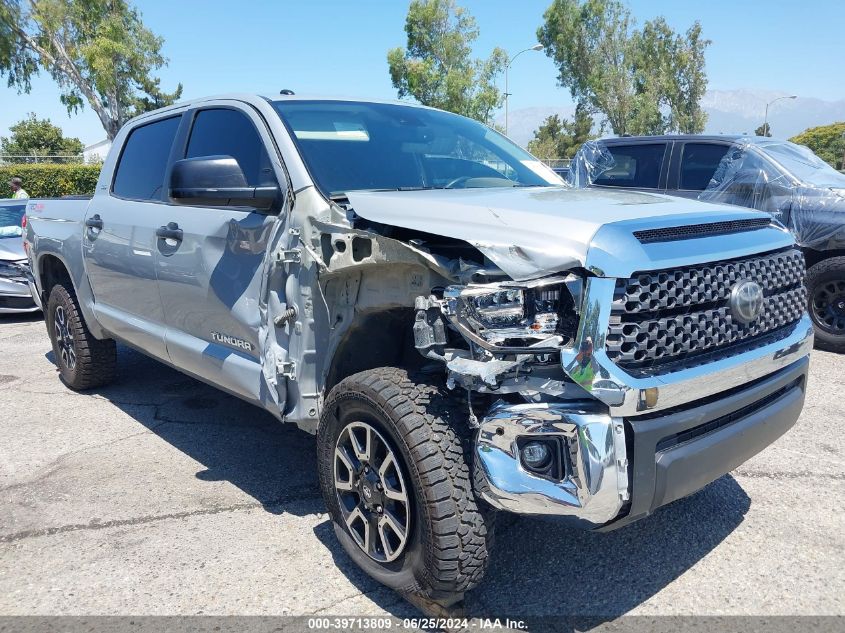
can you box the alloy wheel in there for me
[811,279,845,334]
[53,305,77,370]
[333,421,411,562]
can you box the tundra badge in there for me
[211,332,254,352]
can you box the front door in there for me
[82,114,183,360]
[155,105,283,403]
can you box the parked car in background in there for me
[569,135,845,352]
[0,199,39,314]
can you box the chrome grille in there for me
[606,248,806,369]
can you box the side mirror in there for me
[169,155,280,211]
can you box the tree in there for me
[537,0,710,136]
[1,112,83,161]
[790,122,845,170]
[387,0,507,124]
[755,122,772,137]
[0,0,182,140]
[527,105,595,158]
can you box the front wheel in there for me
[807,257,845,353]
[317,368,494,606]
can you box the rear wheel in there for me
[46,283,117,390]
[317,367,494,606]
[807,257,845,353]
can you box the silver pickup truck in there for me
[24,94,813,608]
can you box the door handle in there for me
[85,214,103,230]
[156,222,183,241]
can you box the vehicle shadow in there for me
[46,343,322,518]
[314,475,751,621]
[45,342,751,621]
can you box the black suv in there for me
[569,135,845,352]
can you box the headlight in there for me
[443,277,579,346]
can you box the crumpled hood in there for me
[347,186,773,280]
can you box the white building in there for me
[82,139,112,164]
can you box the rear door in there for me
[155,104,283,403]
[590,142,670,193]
[669,141,733,200]
[82,114,182,359]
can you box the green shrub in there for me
[0,163,102,198]
[789,122,845,170]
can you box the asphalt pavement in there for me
[1,312,843,619]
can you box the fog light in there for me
[521,441,552,470]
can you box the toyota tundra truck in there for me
[24,94,813,608]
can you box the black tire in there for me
[317,367,494,606]
[46,283,117,390]
[806,257,845,353]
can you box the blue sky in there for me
[2,0,844,145]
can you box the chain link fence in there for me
[0,154,86,165]
[538,158,571,170]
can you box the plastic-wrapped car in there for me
[568,136,845,352]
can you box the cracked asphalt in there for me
[1,312,843,618]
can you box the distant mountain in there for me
[702,90,845,138]
[499,89,845,148]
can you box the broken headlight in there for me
[443,277,579,346]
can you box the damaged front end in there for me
[410,271,631,527]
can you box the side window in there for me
[680,143,732,191]
[186,109,275,186]
[112,116,181,200]
[592,144,666,189]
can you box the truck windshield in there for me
[273,100,563,198]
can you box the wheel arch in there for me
[36,252,108,340]
[37,253,74,303]
[324,307,421,393]
[802,247,845,269]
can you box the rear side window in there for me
[680,143,732,190]
[593,144,666,189]
[186,109,275,186]
[112,116,181,200]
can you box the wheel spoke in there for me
[334,447,355,491]
[345,506,369,551]
[350,424,372,463]
[378,510,408,558]
[378,453,408,502]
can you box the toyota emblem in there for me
[730,280,764,324]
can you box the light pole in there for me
[841,131,845,173]
[505,44,543,136]
[763,95,797,136]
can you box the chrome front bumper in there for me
[559,277,814,417]
[475,402,629,526]
[475,357,809,527]
[475,276,812,525]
